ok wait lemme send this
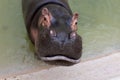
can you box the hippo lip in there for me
[40,56,81,63]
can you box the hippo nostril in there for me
[69,32,76,40]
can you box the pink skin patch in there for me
[30,27,38,42]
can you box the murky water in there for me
[0,0,120,77]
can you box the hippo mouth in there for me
[40,55,81,63]
[36,33,82,64]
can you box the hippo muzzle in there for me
[22,0,82,63]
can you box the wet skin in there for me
[22,0,82,63]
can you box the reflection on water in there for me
[0,0,120,77]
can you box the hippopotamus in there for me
[22,0,82,63]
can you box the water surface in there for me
[70,0,120,59]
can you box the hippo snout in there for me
[36,31,82,63]
[40,36,82,63]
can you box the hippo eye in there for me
[70,32,76,39]
[44,17,47,21]
[50,30,56,37]
[75,22,78,25]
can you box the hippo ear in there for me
[38,8,52,28]
[71,13,79,31]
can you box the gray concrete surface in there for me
[2,52,120,80]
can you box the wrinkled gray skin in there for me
[22,0,82,63]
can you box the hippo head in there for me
[31,7,82,63]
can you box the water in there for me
[74,0,120,59]
[70,0,120,59]
[0,0,120,77]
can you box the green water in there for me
[70,0,120,58]
[0,0,120,77]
